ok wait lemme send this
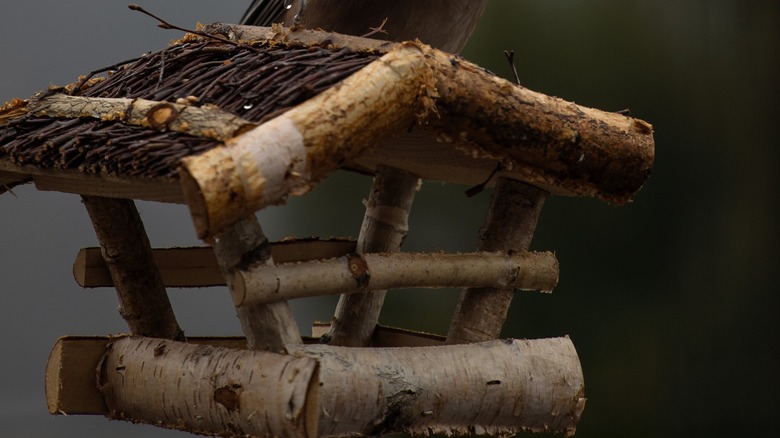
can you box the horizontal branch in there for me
[233,251,559,306]
[73,239,356,288]
[47,335,585,437]
[28,94,255,142]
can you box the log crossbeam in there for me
[46,335,585,437]
[234,250,558,306]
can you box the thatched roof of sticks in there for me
[0,23,654,235]
[0,40,375,180]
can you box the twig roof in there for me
[1,38,379,180]
[1,24,654,230]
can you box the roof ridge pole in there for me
[327,165,420,347]
[211,215,302,352]
[81,196,184,340]
[446,179,548,344]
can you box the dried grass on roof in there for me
[0,39,380,179]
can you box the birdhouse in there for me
[0,22,653,437]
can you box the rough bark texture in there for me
[329,166,419,346]
[99,336,319,438]
[179,43,435,239]
[177,36,652,238]
[289,337,585,437]
[211,217,301,352]
[421,47,654,203]
[234,251,559,305]
[447,179,547,345]
[81,196,184,340]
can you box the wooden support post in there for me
[81,196,184,340]
[446,179,548,344]
[211,216,301,352]
[328,166,419,346]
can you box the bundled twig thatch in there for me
[0,39,379,179]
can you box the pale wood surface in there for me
[234,251,559,305]
[47,335,585,437]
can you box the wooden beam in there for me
[45,327,445,416]
[73,239,357,288]
[0,160,183,203]
[46,335,585,436]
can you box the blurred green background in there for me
[1,1,777,437]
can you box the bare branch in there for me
[233,251,558,306]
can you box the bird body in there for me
[241,0,488,53]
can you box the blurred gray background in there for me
[1,0,777,437]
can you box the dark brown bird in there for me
[240,0,488,53]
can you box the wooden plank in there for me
[74,247,222,288]
[0,169,30,186]
[73,239,357,288]
[0,160,184,203]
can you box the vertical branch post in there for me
[446,179,548,344]
[81,196,184,340]
[328,166,420,346]
[212,216,301,352]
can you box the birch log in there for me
[290,337,585,437]
[99,336,319,438]
[86,336,584,437]
[233,251,559,306]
